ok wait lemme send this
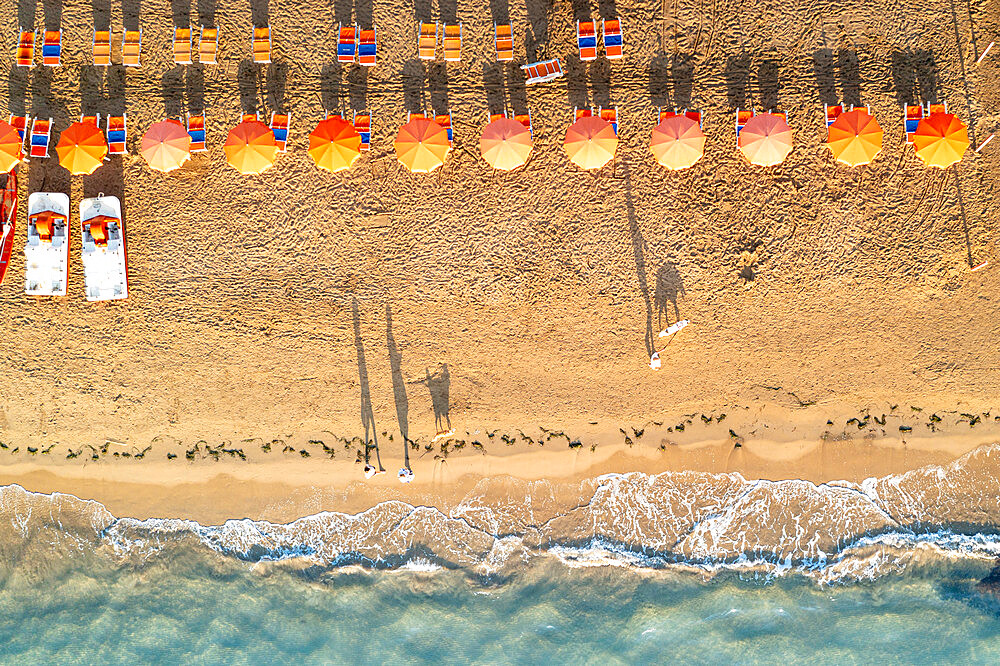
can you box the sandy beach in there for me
[0,0,998,520]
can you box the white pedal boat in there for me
[25,192,70,297]
[80,194,128,302]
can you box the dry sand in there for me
[0,0,998,521]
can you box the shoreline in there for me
[0,401,996,524]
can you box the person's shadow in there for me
[352,298,384,472]
[654,262,685,329]
[422,364,451,436]
[386,302,410,448]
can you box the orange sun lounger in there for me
[122,30,142,66]
[338,24,358,63]
[16,29,35,67]
[106,115,127,154]
[600,107,619,135]
[736,108,753,141]
[514,110,533,139]
[443,24,462,62]
[577,20,597,61]
[270,112,290,152]
[521,59,563,85]
[253,26,271,63]
[435,112,453,145]
[354,111,371,151]
[174,27,193,64]
[495,23,513,62]
[358,27,376,66]
[42,30,61,66]
[187,114,207,152]
[199,26,218,64]
[418,22,437,60]
[825,104,843,126]
[93,30,111,66]
[602,18,623,59]
[29,117,52,158]
[80,113,102,128]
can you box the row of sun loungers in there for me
[15,19,623,66]
[576,19,623,61]
[903,101,947,142]
[575,107,620,135]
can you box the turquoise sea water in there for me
[0,443,998,663]
[0,558,998,663]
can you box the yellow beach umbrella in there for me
[141,119,191,172]
[738,113,793,166]
[309,116,361,172]
[56,122,107,175]
[0,121,22,173]
[827,108,883,166]
[394,118,450,173]
[650,115,705,170]
[913,113,968,169]
[564,115,617,170]
[225,120,278,174]
[480,117,532,171]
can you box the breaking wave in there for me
[1,444,998,584]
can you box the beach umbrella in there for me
[141,119,191,172]
[55,122,107,175]
[480,117,532,171]
[650,115,705,170]
[224,119,278,174]
[0,121,21,173]
[738,113,793,166]
[564,115,617,170]
[394,118,450,173]
[827,108,883,166]
[913,113,968,169]
[308,116,361,172]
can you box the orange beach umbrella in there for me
[480,118,532,171]
[225,119,278,174]
[739,113,793,166]
[913,113,968,169]
[564,115,617,170]
[309,116,361,172]
[827,108,883,166]
[650,115,705,170]
[394,118,450,173]
[56,122,107,175]
[0,121,21,173]
[141,119,191,172]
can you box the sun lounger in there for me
[771,110,787,122]
[928,101,947,115]
[495,23,513,62]
[199,26,218,64]
[736,108,753,141]
[242,112,260,122]
[16,29,35,67]
[825,104,843,126]
[600,106,618,135]
[575,107,594,120]
[93,30,111,66]
[521,59,563,85]
[602,19,623,59]
[443,23,462,62]
[174,27,193,64]
[359,27,376,66]
[407,111,426,122]
[577,20,597,61]
[122,30,141,66]
[418,22,437,60]
[354,111,371,151]
[514,110,533,139]
[29,118,52,158]
[489,111,507,122]
[81,113,101,128]
[253,26,271,63]
[8,115,29,145]
[338,24,358,63]
[435,112,453,145]
[270,112,290,152]
[42,30,61,66]
[106,115,127,154]
[685,109,702,128]
[187,113,206,151]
